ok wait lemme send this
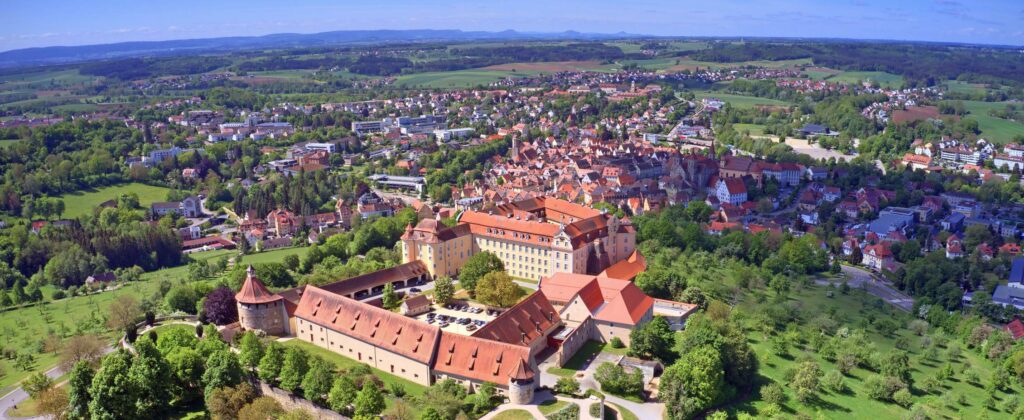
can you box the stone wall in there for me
[258,381,348,420]
[239,300,286,335]
[556,317,598,367]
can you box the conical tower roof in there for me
[510,357,535,381]
[235,265,282,304]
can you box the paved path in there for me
[537,353,665,420]
[480,390,603,420]
[816,265,914,312]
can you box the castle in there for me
[401,196,636,280]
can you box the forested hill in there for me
[0,29,642,68]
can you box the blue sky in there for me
[3,0,1023,51]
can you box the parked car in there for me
[410,287,421,293]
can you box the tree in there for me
[202,350,243,399]
[279,347,309,393]
[107,294,141,332]
[259,342,286,385]
[381,283,400,310]
[760,382,785,405]
[207,383,257,420]
[459,252,504,294]
[790,360,822,402]
[283,254,300,271]
[329,375,358,413]
[239,397,285,420]
[68,361,94,419]
[354,382,385,418]
[167,347,206,403]
[301,356,334,405]
[238,332,265,373]
[24,371,53,398]
[594,362,645,398]
[164,284,200,313]
[387,398,416,420]
[420,408,443,420]
[628,316,676,362]
[472,382,497,414]
[660,345,724,419]
[203,287,238,325]
[433,276,455,306]
[37,386,70,420]
[475,271,523,308]
[89,349,139,420]
[130,337,173,416]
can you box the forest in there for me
[693,42,1024,85]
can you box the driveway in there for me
[817,265,914,312]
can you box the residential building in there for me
[715,178,748,206]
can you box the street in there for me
[816,265,915,312]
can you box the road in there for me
[817,265,915,312]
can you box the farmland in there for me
[825,71,904,89]
[395,69,532,88]
[59,182,172,218]
[962,101,1024,145]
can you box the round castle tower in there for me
[508,358,536,404]
[235,265,288,336]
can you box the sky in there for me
[2,0,1023,52]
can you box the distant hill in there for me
[0,29,644,68]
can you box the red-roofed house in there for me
[715,178,748,206]
[540,273,656,346]
[1004,319,1024,341]
[862,243,896,271]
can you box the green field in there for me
[962,101,1024,145]
[726,284,1021,419]
[395,70,531,88]
[945,81,989,96]
[734,123,767,136]
[691,91,793,109]
[826,71,904,89]
[491,409,534,420]
[59,183,172,218]
[240,247,310,271]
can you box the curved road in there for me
[817,265,914,312]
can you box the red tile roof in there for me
[1006,319,1024,340]
[293,286,441,364]
[432,331,533,385]
[236,266,282,304]
[598,249,646,281]
[471,291,559,347]
[540,273,654,326]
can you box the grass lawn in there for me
[59,183,172,219]
[691,91,792,110]
[537,398,569,415]
[282,339,428,399]
[723,284,1022,419]
[962,100,1024,145]
[734,123,767,136]
[605,402,639,420]
[0,139,21,148]
[491,409,535,420]
[548,340,627,377]
[826,71,904,89]
[241,246,309,265]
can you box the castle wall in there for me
[239,301,286,335]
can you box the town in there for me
[2,8,1024,420]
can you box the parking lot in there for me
[414,302,502,335]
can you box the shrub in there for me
[589,403,602,418]
[822,370,846,393]
[610,337,624,349]
[555,377,581,396]
[545,402,579,420]
[893,388,913,407]
[760,383,785,405]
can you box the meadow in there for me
[691,90,793,110]
[394,70,531,88]
[825,71,904,89]
[59,182,172,218]
[962,101,1024,145]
